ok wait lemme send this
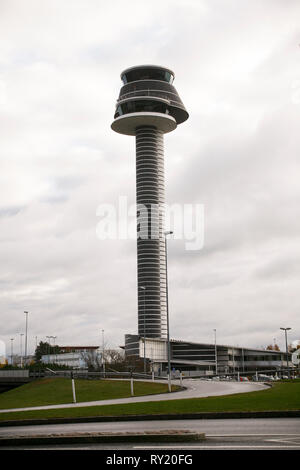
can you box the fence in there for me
[0,370,29,378]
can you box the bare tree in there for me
[105,349,125,364]
[80,351,102,370]
[266,344,280,351]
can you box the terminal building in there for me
[125,335,292,376]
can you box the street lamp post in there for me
[242,347,245,373]
[52,336,57,364]
[280,327,291,379]
[101,329,105,377]
[164,231,173,393]
[232,349,235,375]
[20,334,24,368]
[24,311,28,366]
[10,338,14,366]
[140,286,146,374]
[46,336,52,364]
[213,329,218,375]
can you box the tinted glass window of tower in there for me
[115,99,169,118]
[122,68,174,84]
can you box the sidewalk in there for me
[0,380,267,414]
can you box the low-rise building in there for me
[125,335,293,376]
[41,345,100,369]
[292,348,300,366]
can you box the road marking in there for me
[267,438,300,445]
[206,434,300,437]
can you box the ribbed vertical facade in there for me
[136,126,167,339]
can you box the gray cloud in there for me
[0,0,299,356]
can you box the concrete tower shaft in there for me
[111,65,188,339]
[136,126,167,338]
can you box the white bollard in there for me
[72,378,76,403]
[167,373,171,393]
[180,372,183,387]
[152,371,154,382]
[130,377,134,396]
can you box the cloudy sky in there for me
[0,0,299,356]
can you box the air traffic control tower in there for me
[111,65,189,344]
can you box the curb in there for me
[0,431,205,446]
[0,410,299,428]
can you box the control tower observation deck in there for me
[111,65,189,340]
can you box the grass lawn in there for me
[0,378,178,410]
[0,380,299,423]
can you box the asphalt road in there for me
[0,418,299,450]
[0,379,267,413]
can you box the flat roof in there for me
[120,64,175,79]
[170,338,283,354]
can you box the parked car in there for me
[257,374,273,381]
